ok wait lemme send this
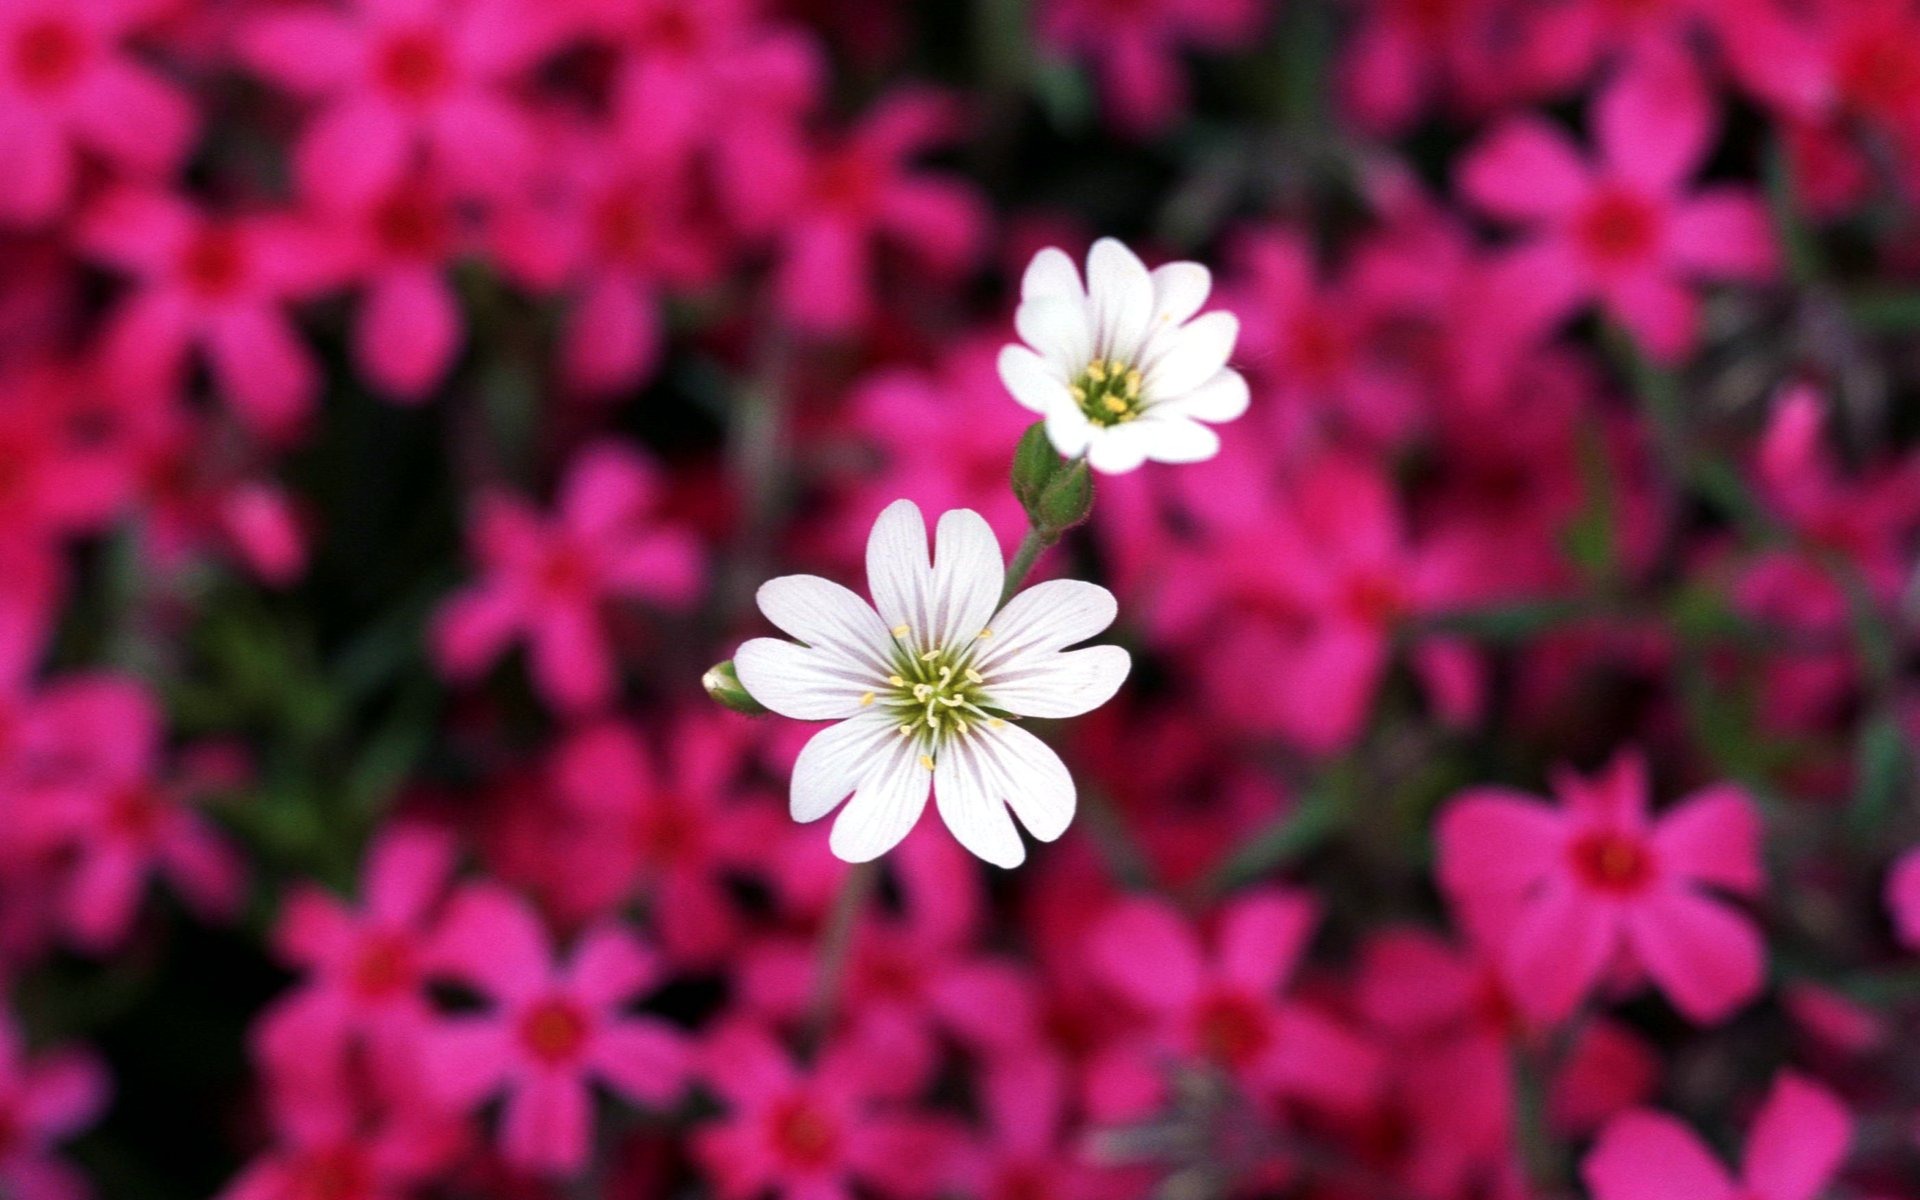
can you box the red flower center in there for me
[179,230,249,300]
[634,4,701,54]
[537,543,596,597]
[1838,35,1920,119]
[518,997,590,1065]
[592,189,654,261]
[768,1095,840,1168]
[372,188,451,260]
[810,151,879,212]
[1575,191,1659,266]
[375,31,452,102]
[993,1164,1052,1200]
[0,1104,17,1159]
[632,800,698,861]
[295,1147,374,1200]
[349,933,416,1000]
[1569,830,1654,895]
[1343,573,1407,627]
[1192,991,1272,1068]
[11,18,87,93]
[108,785,165,840]
[1288,313,1349,384]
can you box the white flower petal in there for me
[977,578,1118,669]
[1043,404,1094,459]
[935,745,1025,868]
[1087,238,1155,364]
[986,645,1131,719]
[1021,246,1085,304]
[1153,368,1249,424]
[998,345,1071,416]
[828,732,931,863]
[1015,296,1094,376]
[734,638,873,720]
[755,575,894,674]
[1085,424,1153,474]
[866,498,932,651]
[1142,310,1239,398]
[931,508,1005,649]
[968,720,1076,844]
[790,711,897,822]
[1150,261,1212,327]
[1137,414,1221,464]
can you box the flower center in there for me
[870,633,1000,759]
[349,933,416,1000]
[375,30,452,103]
[1569,830,1654,895]
[517,997,590,1065]
[1192,991,1271,1068]
[11,18,88,93]
[295,1147,373,1200]
[1575,191,1659,266]
[1070,357,1145,427]
[179,230,249,300]
[768,1095,840,1168]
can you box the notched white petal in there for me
[734,638,872,720]
[828,733,931,863]
[755,574,893,671]
[931,508,1005,650]
[790,712,895,823]
[866,498,932,646]
[998,345,1072,416]
[987,644,1132,719]
[935,747,1025,868]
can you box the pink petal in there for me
[1087,897,1203,1013]
[1667,191,1778,281]
[1436,790,1565,898]
[605,529,703,607]
[430,93,536,200]
[1583,1111,1737,1200]
[1217,888,1320,996]
[430,584,521,679]
[1742,1073,1851,1200]
[295,101,410,212]
[66,844,146,950]
[236,11,366,94]
[1652,784,1762,896]
[1603,270,1698,365]
[1265,1004,1383,1114]
[775,216,868,334]
[1888,848,1920,950]
[0,112,74,225]
[558,442,660,539]
[428,883,554,1002]
[204,306,320,443]
[68,62,196,175]
[1459,117,1593,222]
[589,1020,689,1106]
[355,268,462,401]
[365,823,458,924]
[1625,889,1764,1024]
[1505,879,1616,1024]
[528,604,615,713]
[272,886,359,967]
[1595,58,1712,193]
[565,924,660,1008]
[562,273,662,395]
[19,1050,109,1136]
[420,1017,514,1106]
[499,1073,592,1173]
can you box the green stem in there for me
[804,859,879,1049]
[1000,525,1056,606]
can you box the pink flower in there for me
[1437,750,1766,1024]
[1339,0,1513,135]
[1036,0,1268,135]
[1584,1072,1851,1200]
[1087,889,1382,1116]
[1459,59,1777,361]
[21,678,247,952]
[0,0,195,225]
[237,0,558,209]
[420,884,689,1174]
[1888,847,1920,949]
[78,190,326,443]
[694,1020,960,1200]
[0,1012,108,1200]
[732,90,987,334]
[432,441,703,713]
[957,1055,1126,1200]
[255,823,459,1075]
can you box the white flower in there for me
[733,499,1131,868]
[997,237,1249,474]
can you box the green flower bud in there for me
[701,660,769,715]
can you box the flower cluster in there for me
[0,1,1919,1199]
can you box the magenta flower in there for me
[694,1020,961,1200]
[1087,889,1382,1115]
[0,0,195,225]
[432,441,703,713]
[1459,59,1777,361]
[78,190,326,443]
[1584,1072,1851,1200]
[255,823,459,1074]
[419,883,689,1174]
[0,1012,108,1200]
[1437,751,1766,1024]
[1036,0,1268,135]
[237,0,557,209]
[1888,846,1920,950]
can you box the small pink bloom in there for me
[1584,1072,1851,1200]
[1888,847,1920,949]
[1437,750,1765,1024]
[1037,0,1268,134]
[1087,889,1383,1115]
[0,0,195,225]
[0,1012,108,1200]
[432,441,703,713]
[420,883,689,1175]
[1459,58,1777,361]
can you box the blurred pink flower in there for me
[0,0,195,225]
[1037,0,1268,135]
[433,441,703,713]
[1584,1072,1851,1200]
[1460,59,1777,361]
[420,884,689,1174]
[1438,751,1765,1024]
[0,1011,108,1200]
[1888,847,1920,949]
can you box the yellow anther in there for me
[989,718,1007,728]
[940,695,963,707]
[919,755,935,771]
[1102,394,1128,414]
[920,650,940,662]
[858,692,874,707]
[1069,384,1086,401]
[887,674,905,687]
[964,668,984,684]
[977,627,993,639]
[1086,360,1107,382]
[1125,368,1143,395]
[891,624,909,638]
